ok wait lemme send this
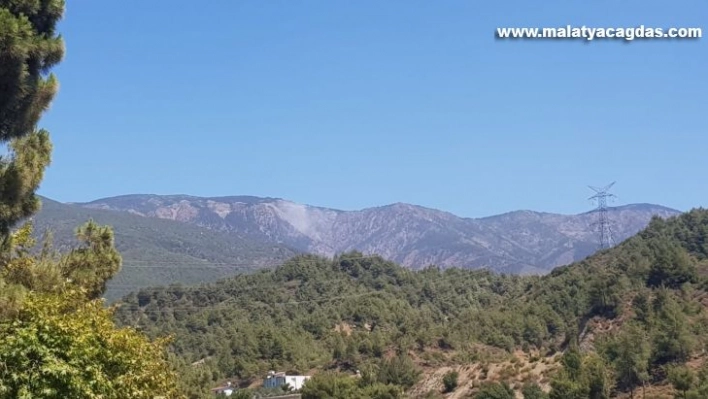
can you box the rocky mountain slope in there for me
[77,194,680,274]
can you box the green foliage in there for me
[228,389,253,399]
[521,382,548,399]
[0,291,181,399]
[442,370,459,393]
[582,353,613,399]
[588,268,624,318]
[114,253,525,392]
[0,0,62,238]
[61,220,122,299]
[646,240,698,288]
[598,322,650,396]
[683,366,708,399]
[668,365,696,398]
[548,378,588,399]
[300,372,402,399]
[650,290,695,364]
[0,220,183,398]
[549,350,590,399]
[560,347,583,381]
[1,220,123,312]
[376,352,421,389]
[474,382,515,399]
[547,345,612,399]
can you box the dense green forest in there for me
[114,209,708,398]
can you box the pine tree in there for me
[602,322,650,398]
[0,2,182,397]
[0,0,64,241]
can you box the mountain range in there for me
[28,194,680,300]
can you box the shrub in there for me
[443,370,459,393]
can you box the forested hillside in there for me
[32,197,298,301]
[114,208,708,398]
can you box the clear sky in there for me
[37,0,706,217]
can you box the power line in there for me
[588,182,617,250]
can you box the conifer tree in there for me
[0,2,181,397]
[0,0,63,241]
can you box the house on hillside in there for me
[210,381,234,396]
[263,371,311,391]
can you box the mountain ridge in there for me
[66,194,681,274]
[79,194,681,217]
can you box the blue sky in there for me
[37,0,706,217]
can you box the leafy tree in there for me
[0,291,181,399]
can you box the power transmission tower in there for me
[588,182,617,249]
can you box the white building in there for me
[263,371,311,391]
[211,381,234,396]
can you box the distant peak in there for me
[580,203,681,215]
[203,195,282,204]
[389,202,414,208]
[379,202,432,212]
[612,203,680,212]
